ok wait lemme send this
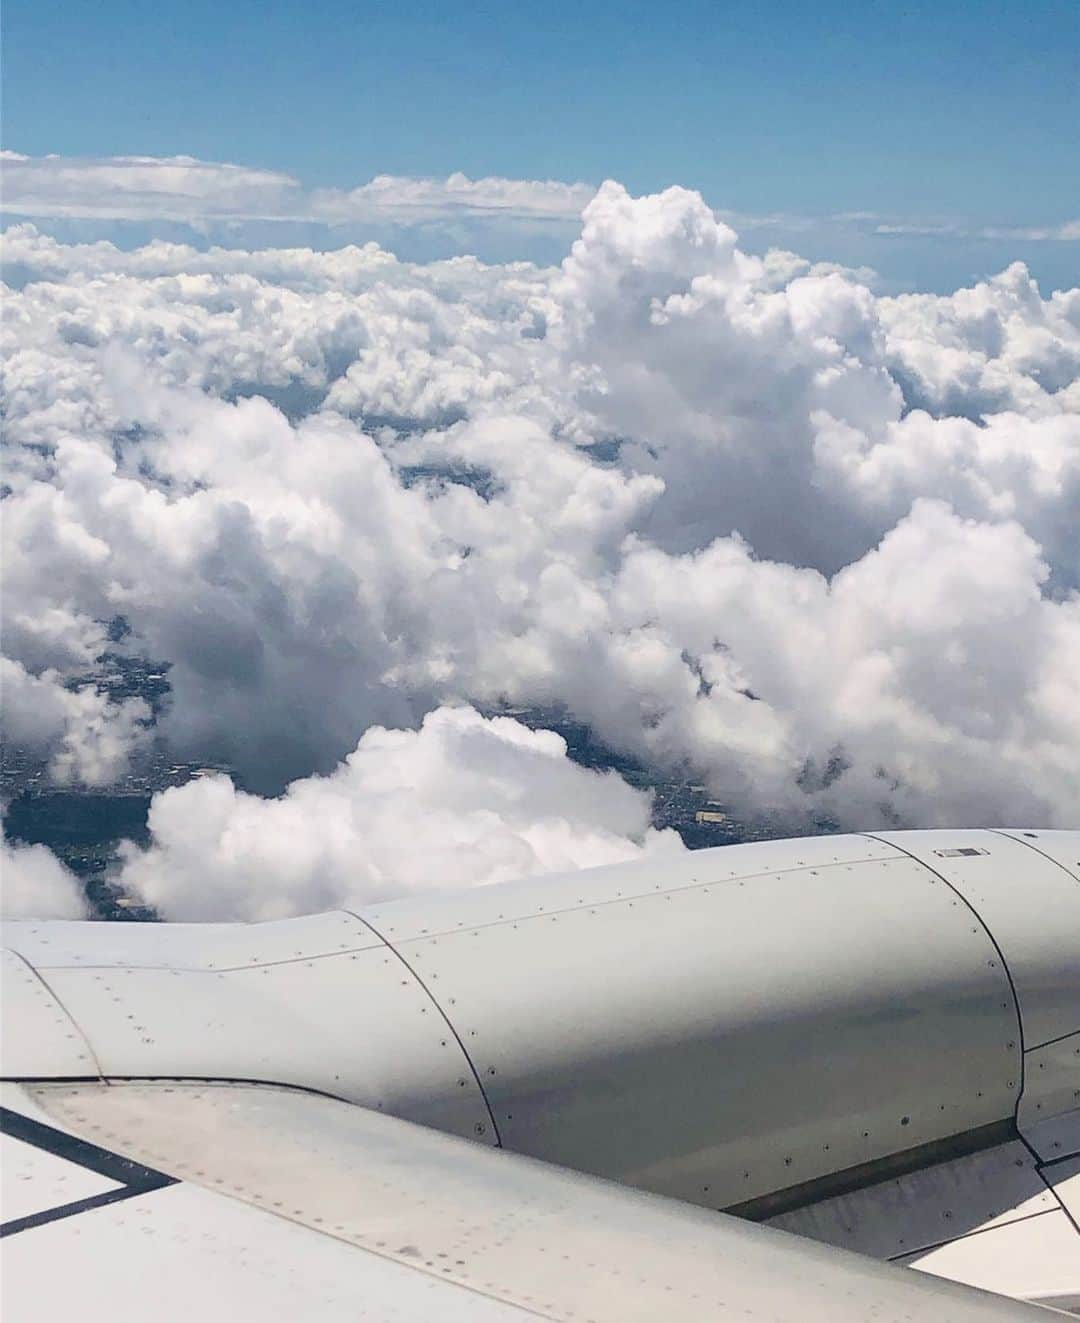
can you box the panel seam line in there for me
[988,830,1080,885]
[862,833,1026,1112]
[6,950,106,1081]
[344,910,503,1147]
[885,1205,1056,1262]
[368,848,905,947]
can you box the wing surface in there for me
[1,1079,1056,1322]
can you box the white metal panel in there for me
[1043,1157,1080,1224]
[1018,1032,1080,1160]
[22,1081,1046,1322]
[2,1081,76,1123]
[0,1081,123,1223]
[2,910,381,971]
[0,949,99,1078]
[992,831,1080,884]
[360,832,903,943]
[1022,1109,1080,1165]
[1,1180,535,1323]
[0,1134,120,1223]
[378,852,1020,1209]
[902,1210,1080,1311]
[768,1140,1057,1260]
[39,949,495,1142]
[873,829,1080,1048]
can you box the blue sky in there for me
[3,0,1078,288]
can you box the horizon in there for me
[3,0,1079,291]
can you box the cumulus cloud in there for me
[115,706,683,921]
[1,831,88,919]
[2,175,1078,878]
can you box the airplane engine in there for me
[3,828,1078,1219]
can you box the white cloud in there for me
[976,221,1080,243]
[7,151,1074,248]
[1,830,88,919]
[311,172,597,223]
[0,151,302,222]
[0,659,152,787]
[115,706,683,921]
[2,178,1078,863]
[0,151,595,227]
[876,219,1080,243]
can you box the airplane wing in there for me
[3,827,1079,1318]
[1,1077,1055,1322]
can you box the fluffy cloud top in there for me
[2,177,1078,919]
[114,706,682,921]
[1,831,88,920]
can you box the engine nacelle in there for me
[3,828,1078,1214]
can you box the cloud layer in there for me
[2,179,1078,915]
[1,151,595,225]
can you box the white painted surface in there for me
[769,1140,1057,1260]
[0,1131,120,1223]
[992,831,1080,884]
[3,910,381,970]
[1021,1109,1080,1165]
[4,828,1076,1255]
[39,946,495,1141]
[382,851,1018,1207]
[904,1210,1080,1311]
[17,1080,1048,1321]
[1,1082,122,1226]
[1019,1034,1080,1154]
[0,948,99,1078]
[874,829,1080,1048]
[1,1179,534,1323]
[1043,1157,1080,1223]
[360,831,903,943]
